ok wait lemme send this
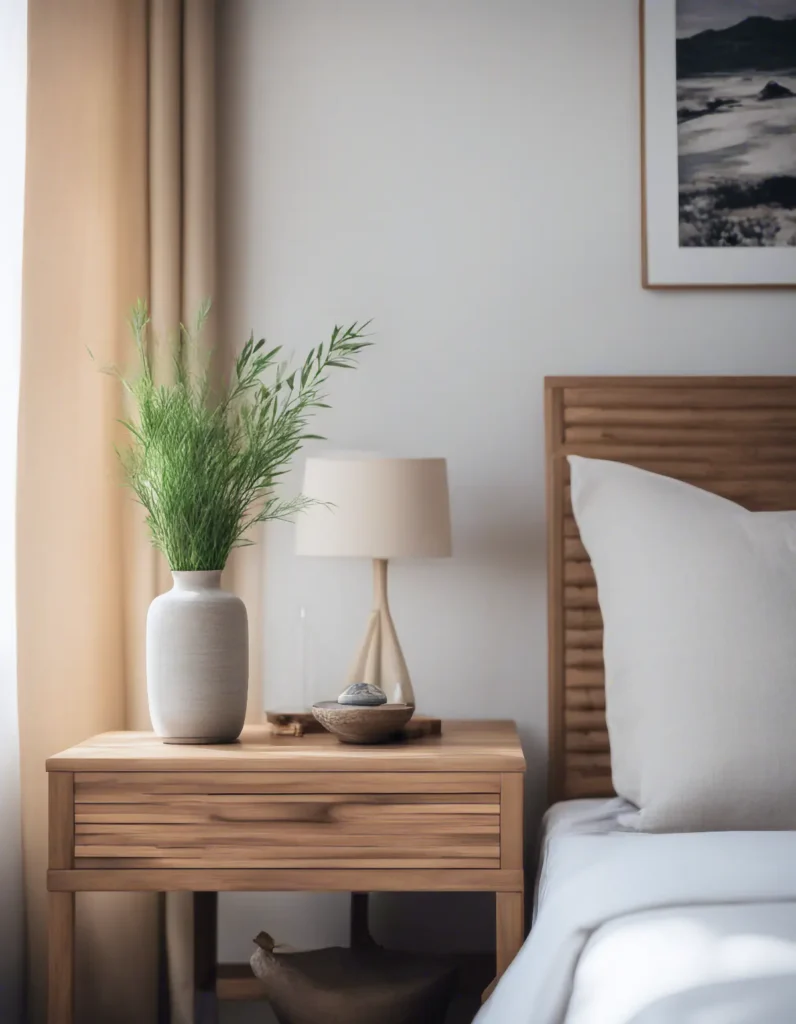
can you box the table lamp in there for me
[295,456,452,707]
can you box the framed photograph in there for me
[641,0,796,288]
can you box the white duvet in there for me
[476,802,796,1024]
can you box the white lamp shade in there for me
[296,457,452,560]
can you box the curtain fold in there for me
[0,1,28,1021]
[18,2,259,1021]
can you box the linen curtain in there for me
[0,1,28,1021]
[17,2,262,1020]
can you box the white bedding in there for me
[535,798,636,919]
[476,800,796,1024]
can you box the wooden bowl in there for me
[312,702,414,744]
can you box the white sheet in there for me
[476,801,796,1024]
[535,798,634,918]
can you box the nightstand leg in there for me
[194,892,218,1024]
[48,891,74,1024]
[483,891,525,1004]
[496,891,524,978]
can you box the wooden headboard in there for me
[546,376,796,803]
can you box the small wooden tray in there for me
[265,711,324,736]
[401,715,442,740]
[265,710,441,740]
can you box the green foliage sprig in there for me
[113,300,371,571]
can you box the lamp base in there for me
[348,559,415,707]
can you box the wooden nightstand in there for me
[47,720,526,1022]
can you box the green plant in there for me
[112,300,371,571]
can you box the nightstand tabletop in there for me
[47,719,526,773]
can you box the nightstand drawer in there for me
[72,772,501,869]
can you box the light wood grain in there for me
[563,516,581,538]
[565,426,796,446]
[565,668,604,688]
[564,538,590,561]
[74,771,501,800]
[48,892,74,1024]
[49,721,525,773]
[566,752,612,769]
[49,867,525,892]
[499,774,523,871]
[565,689,606,711]
[75,823,498,844]
[564,608,603,629]
[75,817,499,839]
[545,374,796,389]
[546,376,796,800]
[565,648,604,668]
[47,719,525,1010]
[564,586,599,609]
[564,458,796,483]
[566,730,609,752]
[46,763,74,1019]
[565,710,606,730]
[546,383,566,807]
[75,792,499,823]
[75,803,498,824]
[75,829,497,848]
[564,406,796,427]
[495,891,524,977]
[564,562,596,587]
[72,793,501,868]
[562,440,796,461]
[49,772,74,870]
[565,628,603,648]
[563,386,796,408]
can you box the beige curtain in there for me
[17,2,262,1021]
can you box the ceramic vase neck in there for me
[171,570,223,592]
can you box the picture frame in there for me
[641,0,796,289]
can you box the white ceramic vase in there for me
[147,570,248,744]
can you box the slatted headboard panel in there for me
[546,376,796,803]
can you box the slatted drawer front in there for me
[73,772,501,870]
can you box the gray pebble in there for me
[337,683,388,706]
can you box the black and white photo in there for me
[642,0,796,285]
[677,0,796,247]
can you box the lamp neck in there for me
[372,558,389,610]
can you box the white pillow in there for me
[569,455,796,832]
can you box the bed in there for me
[476,376,796,1024]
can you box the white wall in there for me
[217,0,794,976]
[0,1,26,1020]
